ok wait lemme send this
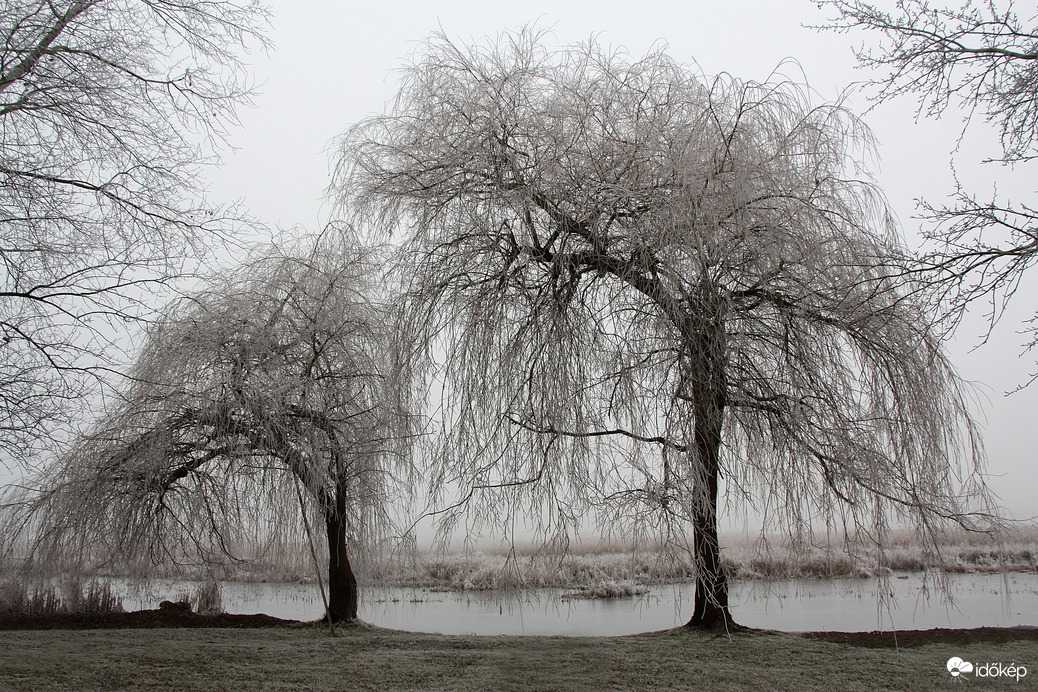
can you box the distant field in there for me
[0,623,1033,691]
[359,527,1038,592]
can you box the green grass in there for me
[0,624,1032,691]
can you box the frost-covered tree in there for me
[335,29,992,631]
[817,0,1038,385]
[5,235,416,622]
[0,0,268,463]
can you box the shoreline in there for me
[2,606,1037,646]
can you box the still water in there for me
[119,572,1038,636]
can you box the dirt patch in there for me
[0,608,298,630]
[801,625,1038,648]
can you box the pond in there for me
[119,571,1038,636]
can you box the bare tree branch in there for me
[0,0,269,465]
[815,0,1038,385]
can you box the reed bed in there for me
[364,526,1038,592]
[0,577,124,615]
[4,527,1035,597]
[0,575,231,615]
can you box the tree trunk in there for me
[325,485,358,622]
[683,291,735,632]
[685,410,732,631]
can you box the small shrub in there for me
[562,580,648,599]
[828,554,856,577]
[27,585,61,614]
[0,580,29,614]
[749,556,789,578]
[193,581,223,615]
[878,550,927,572]
[81,581,123,613]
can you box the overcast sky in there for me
[204,0,1036,524]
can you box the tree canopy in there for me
[4,234,416,621]
[0,0,268,464]
[817,0,1038,386]
[336,29,993,630]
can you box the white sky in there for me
[205,0,1037,523]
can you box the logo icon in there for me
[947,657,974,677]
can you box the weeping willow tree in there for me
[334,28,996,631]
[3,233,416,622]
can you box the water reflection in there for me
[117,572,1038,636]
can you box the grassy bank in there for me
[0,624,1033,691]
